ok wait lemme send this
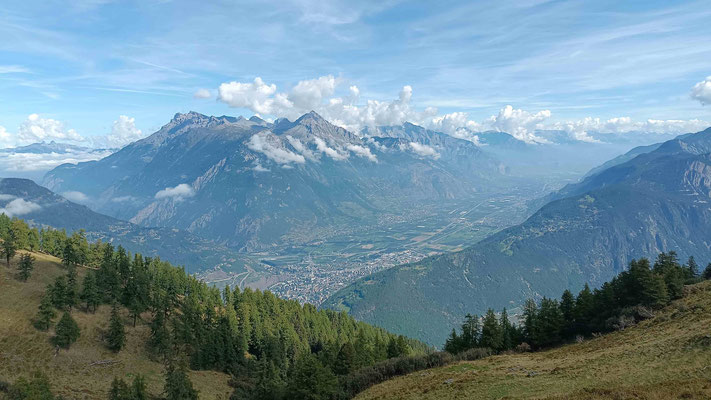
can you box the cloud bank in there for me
[213,75,710,144]
[691,76,711,105]
[155,183,195,201]
[0,198,41,217]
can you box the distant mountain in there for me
[0,178,246,274]
[323,127,711,345]
[0,141,113,182]
[44,111,507,251]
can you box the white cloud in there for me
[248,133,305,164]
[488,105,552,143]
[0,194,16,201]
[193,88,212,99]
[289,75,337,110]
[217,75,710,144]
[691,76,711,105]
[285,135,317,161]
[218,77,286,115]
[0,65,29,74]
[0,149,113,173]
[347,144,377,162]
[62,191,89,203]
[155,183,195,201]
[103,115,144,148]
[111,195,136,203]
[0,126,13,149]
[17,114,84,145]
[0,198,41,217]
[549,116,710,140]
[409,142,440,159]
[253,163,270,172]
[314,137,348,160]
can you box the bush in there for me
[340,350,489,398]
[515,342,532,353]
[453,348,492,361]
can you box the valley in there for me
[200,189,545,305]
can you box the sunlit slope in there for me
[356,281,711,400]
[0,252,232,400]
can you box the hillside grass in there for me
[356,281,711,400]
[0,251,232,400]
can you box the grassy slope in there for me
[357,281,711,400]
[0,252,232,400]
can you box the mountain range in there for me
[0,178,246,274]
[323,127,711,344]
[43,111,507,251]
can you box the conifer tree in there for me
[460,313,480,350]
[27,228,40,252]
[1,230,17,266]
[334,342,355,375]
[480,309,503,351]
[65,266,79,310]
[52,311,80,349]
[499,308,515,351]
[686,256,699,280]
[149,310,171,358]
[704,263,711,280]
[286,353,339,400]
[559,289,575,337]
[80,272,101,312]
[107,303,126,352]
[536,298,563,348]
[49,276,68,309]
[444,328,461,354]
[33,294,56,331]
[163,360,199,400]
[18,253,34,281]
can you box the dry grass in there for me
[0,252,232,400]
[357,281,711,400]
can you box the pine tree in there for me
[1,230,17,266]
[27,228,40,252]
[163,360,199,400]
[536,298,564,348]
[334,342,355,375]
[33,294,56,331]
[686,256,699,280]
[499,308,515,351]
[149,310,171,358]
[65,266,79,309]
[49,276,68,309]
[286,353,340,400]
[109,377,131,400]
[107,303,126,352]
[17,253,35,281]
[704,263,711,280]
[522,298,538,345]
[80,272,101,312]
[480,309,503,351]
[52,311,80,349]
[444,328,462,354]
[460,313,480,350]
[559,289,575,337]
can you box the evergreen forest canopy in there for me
[0,215,427,400]
[445,251,708,354]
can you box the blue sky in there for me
[1,0,710,147]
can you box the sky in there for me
[1,0,711,148]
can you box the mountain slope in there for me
[44,112,506,251]
[0,251,233,399]
[356,281,711,399]
[0,178,246,274]
[324,127,711,344]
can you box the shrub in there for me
[515,342,532,353]
[454,348,492,361]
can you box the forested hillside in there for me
[0,216,427,400]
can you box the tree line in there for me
[2,216,429,400]
[446,252,709,354]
